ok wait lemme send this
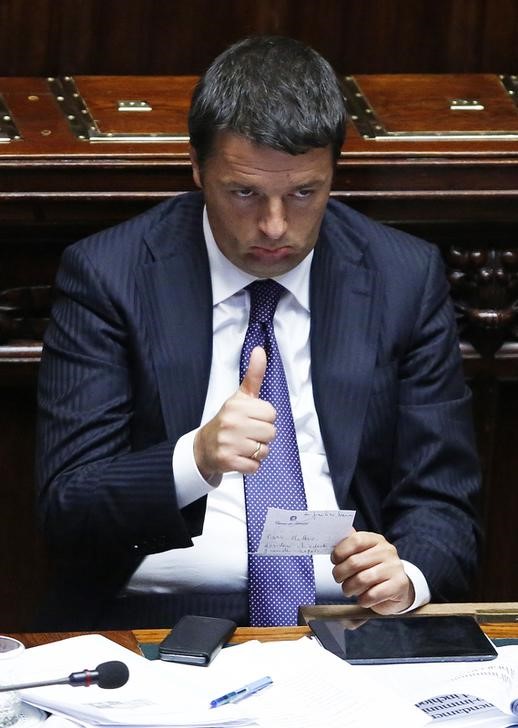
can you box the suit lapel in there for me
[135,195,213,443]
[134,194,382,502]
[310,212,383,506]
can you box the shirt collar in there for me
[203,206,312,312]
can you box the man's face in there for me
[190,132,334,277]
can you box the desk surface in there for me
[8,603,518,654]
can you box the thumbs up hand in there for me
[194,347,276,481]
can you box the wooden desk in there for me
[133,622,518,645]
[135,603,518,645]
[8,603,518,653]
[6,627,307,655]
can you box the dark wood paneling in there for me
[0,379,48,631]
[0,0,517,77]
[473,379,518,601]
[482,0,518,71]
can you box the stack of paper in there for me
[16,633,428,728]
[356,647,518,727]
[17,635,249,727]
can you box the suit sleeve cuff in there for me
[398,560,432,613]
[172,429,222,509]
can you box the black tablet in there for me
[309,615,498,664]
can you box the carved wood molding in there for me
[0,286,52,343]
[2,255,518,362]
[447,246,518,357]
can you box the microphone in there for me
[0,661,129,692]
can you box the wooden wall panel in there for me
[482,0,518,71]
[476,380,518,600]
[0,379,48,631]
[0,0,517,77]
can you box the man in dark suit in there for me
[36,36,481,630]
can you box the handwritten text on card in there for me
[256,508,356,556]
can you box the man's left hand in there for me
[331,530,415,614]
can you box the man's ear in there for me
[189,145,202,189]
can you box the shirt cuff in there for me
[398,560,432,613]
[172,429,222,509]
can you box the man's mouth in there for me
[249,245,292,259]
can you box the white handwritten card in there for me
[255,508,356,556]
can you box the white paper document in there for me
[357,645,518,727]
[17,632,427,728]
[18,634,250,727]
[256,508,355,555]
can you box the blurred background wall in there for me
[0,0,517,77]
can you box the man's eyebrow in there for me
[220,176,328,190]
[221,179,254,187]
[293,177,328,188]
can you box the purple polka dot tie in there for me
[240,279,316,626]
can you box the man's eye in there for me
[293,189,313,199]
[234,189,255,198]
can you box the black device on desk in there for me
[158,615,237,666]
[309,615,498,664]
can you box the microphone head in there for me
[95,661,129,689]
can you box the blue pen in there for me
[209,675,273,708]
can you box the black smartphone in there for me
[309,615,498,664]
[158,615,237,666]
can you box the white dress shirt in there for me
[126,209,430,610]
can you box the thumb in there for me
[240,346,267,398]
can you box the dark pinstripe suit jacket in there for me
[36,191,481,624]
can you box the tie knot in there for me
[247,279,285,324]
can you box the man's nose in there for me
[258,198,288,240]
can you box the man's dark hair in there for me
[189,36,346,166]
